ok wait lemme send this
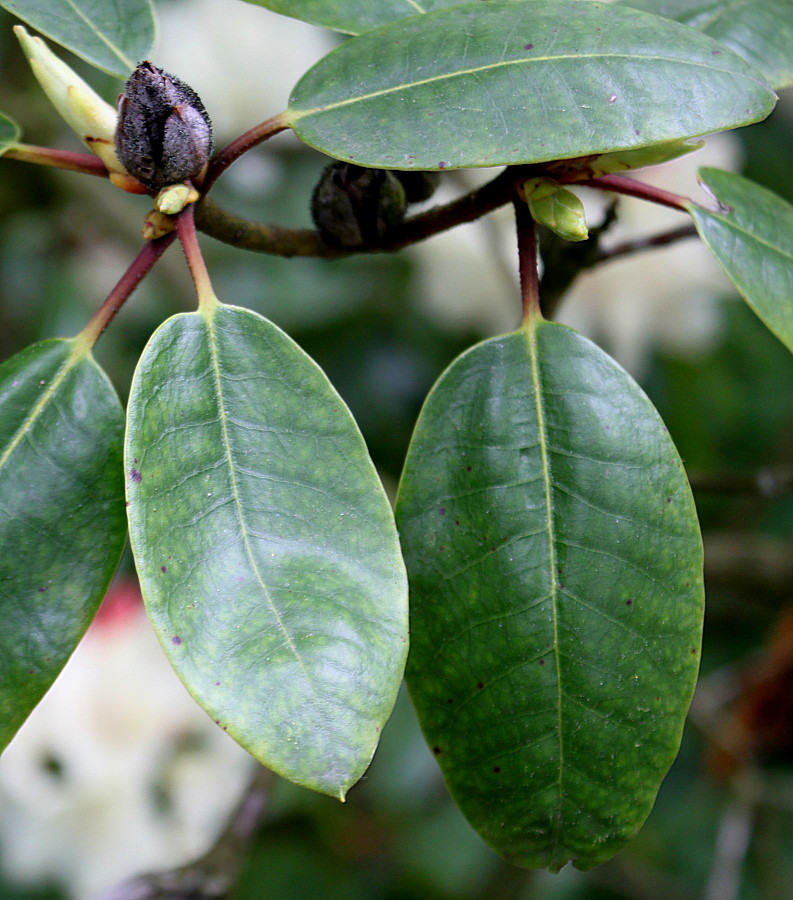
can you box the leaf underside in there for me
[0,0,155,77]
[618,0,793,89]
[0,339,126,749]
[125,303,408,799]
[691,167,793,355]
[396,322,704,871]
[287,0,776,171]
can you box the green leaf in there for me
[690,168,793,354]
[0,0,156,77]
[125,302,409,799]
[616,0,793,89]
[287,0,776,171]
[0,111,21,157]
[241,0,490,35]
[395,322,704,871]
[0,338,126,749]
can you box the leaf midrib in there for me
[524,323,565,856]
[0,341,82,473]
[291,50,764,119]
[204,309,313,686]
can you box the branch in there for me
[203,112,291,193]
[580,173,692,212]
[79,234,176,347]
[194,167,523,257]
[4,143,109,178]
[98,765,274,900]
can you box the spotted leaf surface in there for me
[287,0,775,170]
[396,321,704,870]
[125,303,408,798]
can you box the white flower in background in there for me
[0,581,254,899]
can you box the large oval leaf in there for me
[395,321,704,870]
[0,338,126,750]
[287,0,776,171]
[690,167,793,354]
[241,0,490,36]
[0,0,155,77]
[0,111,21,157]
[125,302,408,798]
[617,0,793,90]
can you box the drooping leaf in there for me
[0,0,155,77]
[286,0,776,171]
[125,302,408,799]
[617,0,793,89]
[0,338,126,750]
[690,168,793,354]
[0,111,21,157]
[396,321,704,871]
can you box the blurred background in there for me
[1,1,793,897]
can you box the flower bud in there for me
[521,177,589,243]
[395,170,441,204]
[311,163,406,247]
[115,62,213,190]
[14,26,125,174]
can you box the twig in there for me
[514,194,540,322]
[4,143,109,178]
[194,166,522,257]
[580,173,692,212]
[203,112,291,193]
[595,223,698,263]
[98,765,274,900]
[79,234,176,347]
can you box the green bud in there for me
[311,163,407,247]
[14,26,124,175]
[522,177,589,242]
[155,183,200,215]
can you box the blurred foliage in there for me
[2,2,793,898]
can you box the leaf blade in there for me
[0,339,126,749]
[125,304,408,798]
[287,0,776,170]
[617,0,793,89]
[690,168,793,353]
[0,111,21,157]
[0,0,156,77]
[396,322,704,870]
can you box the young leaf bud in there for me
[521,177,589,243]
[115,62,213,190]
[14,26,125,175]
[311,163,407,247]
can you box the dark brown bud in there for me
[311,163,406,248]
[394,171,440,204]
[115,61,213,190]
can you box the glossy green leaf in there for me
[242,0,491,35]
[617,0,793,89]
[0,338,126,749]
[395,321,704,870]
[287,0,776,171]
[0,111,21,157]
[125,302,408,799]
[0,0,155,77]
[690,167,793,354]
